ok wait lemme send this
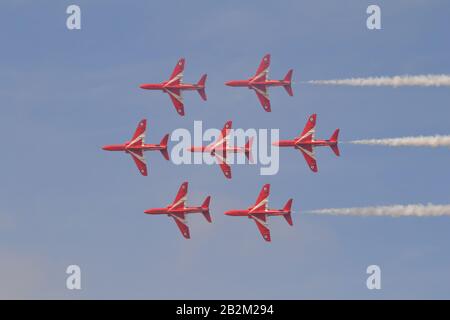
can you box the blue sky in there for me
[0,0,450,299]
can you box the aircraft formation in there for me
[102,54,341,242]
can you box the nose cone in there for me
[139,84,146,89]
[225,81,236,86]
[102,144,124,151]
[145,208,166,215]
[224,210,243,216]
[272,141,281,146]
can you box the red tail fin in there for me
[201,196,212,223]
[159,134,170,160]
[283,198,293,226]
[245,137,254,163]
[329,129,340,156]
[283,69,294,96]
[197,74,207,101]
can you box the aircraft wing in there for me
[206,121,232,151]
[296,114,316,143]
[167,58,184,85]
[297,145,318,172]
[165,88,185,116]
[170,212,190,239]
[214,153,232,179]
[170,182,188,210]
[252,85,271,112]
[218,162,232,179]
[250,184,270,212]
[252,54,270,82]
[250,214,271,242]
[128,149,148,176]
[127,119,146,148]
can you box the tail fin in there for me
[201,196,212,223]
[197,74,207,101]
[283,198,293,226]
[329,129,340,157]
[245,137,254,164]
[159,134,170,160]
[283,69,294,96]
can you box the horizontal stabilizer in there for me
[201,196,212,223]
[159,134,170,160]
[329,129,340,156]
[283,69,294,96]
[330,129,339,142]
[330,144,340,157]
[283,199,294,226]
[197,74,207,101]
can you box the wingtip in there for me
[308,113,317,124]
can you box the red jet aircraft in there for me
[225,54,293,112]
[139,58,207,116]
[187,121,253,179]
[102,119,169,176]
[224,184,293,242]
[144,182,211,239]
[273,114,340,172]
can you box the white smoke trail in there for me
[308,204,450,217]
[351,135,450,148]
[308,74,450,87]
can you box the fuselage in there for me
[139,82,204,91]
[225,208,287,217]
[102,143,164,152]
[225,79,290,88]
[144,206,206,215]
[188,146,246,154]
[273,139,337,148]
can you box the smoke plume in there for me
[351,135,450,148]
[308,75,450,87]
[308,203,450,217]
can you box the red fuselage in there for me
[225,208,287,217]
[225,80,290,88]
[188,146,247,154]
[102,143,165,152]
[139,82,204,91]
[273,139,337,148]
[144,206,207,215]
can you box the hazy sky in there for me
[1,0,450,299]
